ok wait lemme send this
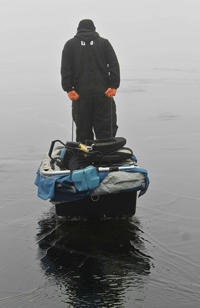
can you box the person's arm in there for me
[105,40,120,90]
[61,42,74,93]
[61,42,79,100]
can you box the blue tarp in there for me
[35,163,149,202]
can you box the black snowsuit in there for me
[61,29,120,143]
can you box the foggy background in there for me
[1,0,200,154]
[1,0,200,95]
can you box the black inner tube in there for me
[68,154,90,173]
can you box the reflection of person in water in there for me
[37,212,151,306]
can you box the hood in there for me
[77,19,96,31]
[75,29,99,43]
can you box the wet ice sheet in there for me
[1,64,200,307]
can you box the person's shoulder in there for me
[65,37,77,45]
[97,36,113,51]
[98,36,108,42]
[97,36,111,47]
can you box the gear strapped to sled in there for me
[35,136,149,199]
[47,137,135,191]
[48,137,134,171]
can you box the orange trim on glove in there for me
[105,88,116,98]
[68,90,80,101]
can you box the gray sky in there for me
[0,0,200,145]
[1,0,200,81]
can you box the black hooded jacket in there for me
[61,29,120,95]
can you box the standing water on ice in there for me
[1,66,200,307]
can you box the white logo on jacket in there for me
[81,41,86,46]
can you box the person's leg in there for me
[93,96,118,139]
[72,97,94,143]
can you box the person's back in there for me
[61,19,120,143]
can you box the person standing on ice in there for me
[61,19,120,143]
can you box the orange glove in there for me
[68,90,80,101]
[105,88,116,98]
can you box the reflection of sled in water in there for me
[37,213,152,307]
[35,137,149,220]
